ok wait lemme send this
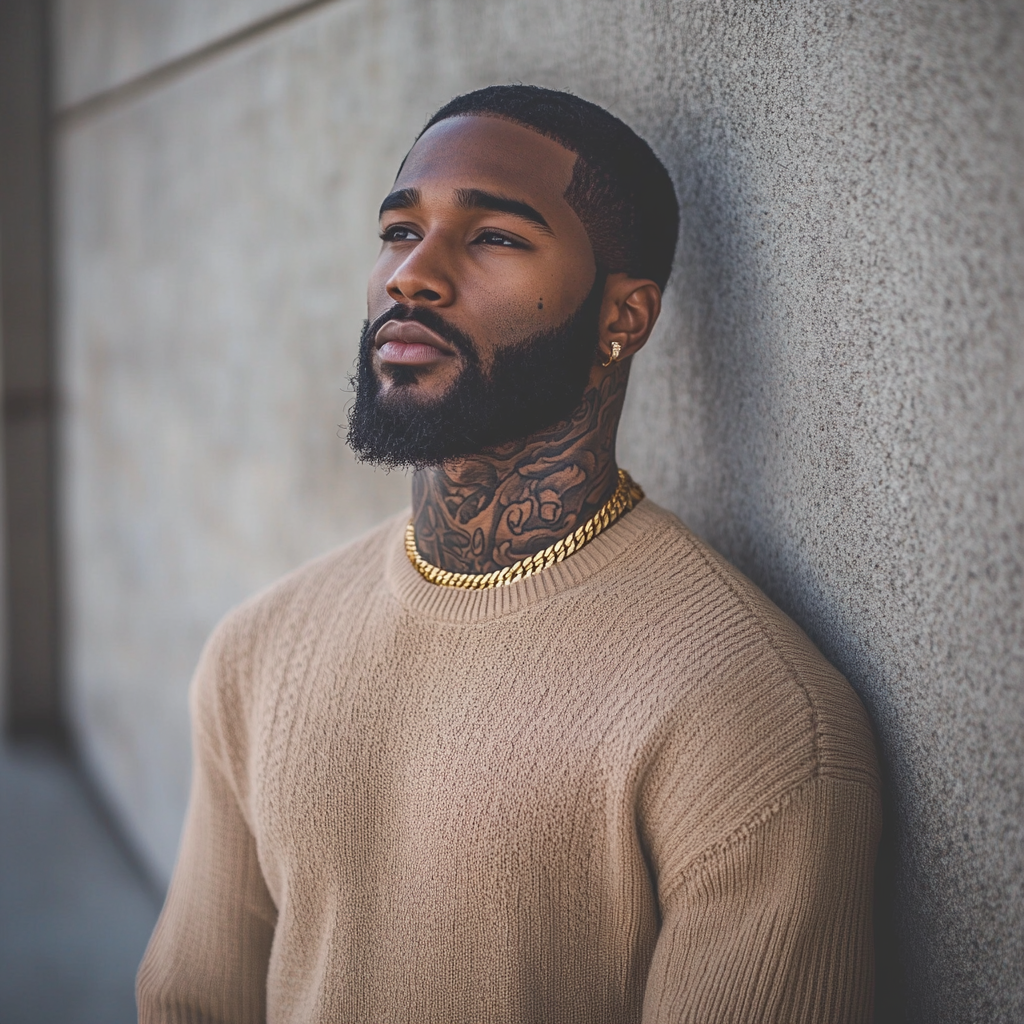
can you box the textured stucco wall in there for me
[53,0,305,107]
[55,1,1023,1020]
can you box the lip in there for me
[374,320,456,366]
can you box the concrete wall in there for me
[54,1,1023,1020]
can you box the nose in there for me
[385,236,455,306]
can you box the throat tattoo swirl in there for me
[411,361,630,575]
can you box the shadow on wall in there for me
[662,120,910,1022]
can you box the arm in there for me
[642,774,880,1024]
[137,625,277,1023]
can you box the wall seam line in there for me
[54,0,344,130]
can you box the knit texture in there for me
[137,500,881,1023]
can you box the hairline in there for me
[399,111,583,188]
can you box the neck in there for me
[411,362,629,574]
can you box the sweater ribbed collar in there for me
[385,498,664,623]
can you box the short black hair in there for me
[420,85,679,291]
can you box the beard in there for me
[346,273,605,469]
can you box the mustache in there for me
[364,303,479,364]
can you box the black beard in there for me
[346,274,605,469]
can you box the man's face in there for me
[348,115,602,467]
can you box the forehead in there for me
[394,115,578,205]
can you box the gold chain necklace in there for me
[405,469,644,590]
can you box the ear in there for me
[597,274,662,364]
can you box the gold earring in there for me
[602,341,622,367]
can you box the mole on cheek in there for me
[538,297,543,310]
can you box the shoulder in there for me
[189,510,408,735]
[615,501,878,783]
[213,509,406,648]
[612,503,879,861]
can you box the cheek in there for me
[470,296,547,357]
[527,257,592,323]
[476,263,581,335]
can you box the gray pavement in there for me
[0,740,162,1024]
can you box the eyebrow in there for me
[377,185,552,233]
[454,188,552,232]
[378,187,421,217]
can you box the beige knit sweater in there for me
[137,500,881,1024]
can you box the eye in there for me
[379,224,421,243]
[474,230,525,249]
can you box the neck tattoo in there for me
[411,361,631,576]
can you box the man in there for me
[138,85,881,1023]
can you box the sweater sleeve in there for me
[136,621,277,1023]
[641,774,880,1024]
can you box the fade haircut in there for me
[419,85,680,291]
